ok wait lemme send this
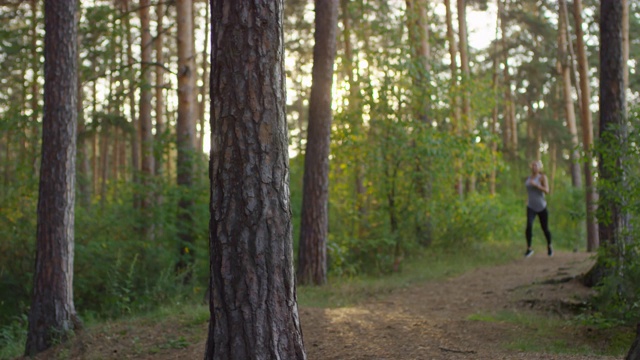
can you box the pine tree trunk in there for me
[28,0,40,173]
[176,0,196,279]
[76,26,91,206]
[445,0,463,196]
[99,126,109,207]
[298,0,339,286]
[499,0,516,157]
[139,0,155,213]
[123,0,140,207]
[197,0,210,155]
[25,0,81,354]
[557,0,582,188]
[206,1,306,358]
[599,0,627,247]
[405,0,430,122]
[622,0,629,91]
[444,0,459,129]
[457,0,471,132]
[155,0,165,177]
[573,0,598,251]
[490,14,500,196]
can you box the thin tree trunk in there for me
[206,1,306,358]
[28,0,40,174]
[573,0,598,251]
[298,0,339,286]
[176,0,196,278]
[139,0,155,212]
[535,123,542,161]
[457,0,471,132]
[3,132,10,191]
[489,10,500,196]
[76,14,91,207]
[444,0,459,129]
[123,0,140,208]
[26,0,81,354]
[499,0,516,157]
[558,0,581,188]
[99,125,109,207]
[549,142,557,195]
[155,0,165,177]
[91,79,98,196]
[405,0,430,122]
[152,0,165,239]
[197,0,209,155]
[445,0,463,196]
[457,0,476,192]
[622,0,628,92]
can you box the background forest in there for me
[1,0,640,356]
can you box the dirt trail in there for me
[301,251,618,360]
[25,251,623,360]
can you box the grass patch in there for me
[467,310,632,357]
[298,241,522,308]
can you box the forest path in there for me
[302,251,619,360]
[23,251,624,360]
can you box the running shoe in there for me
[524,249,534,258]
[548,245,554,257]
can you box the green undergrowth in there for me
[467,310,632,357]
[297,241,522,308]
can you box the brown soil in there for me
[23,251,626,359]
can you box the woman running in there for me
[524,160,552,257]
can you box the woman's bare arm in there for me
[538,175,550,194]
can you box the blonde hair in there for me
[531,160,543,172]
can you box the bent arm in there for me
[538,175,549,194]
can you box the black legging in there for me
[526,207,551,248]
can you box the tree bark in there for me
[598,0,627,248]
[444,0,460,131]
[155,0,165,177]
[197,0,210,155]
[206,1,306,358]
[457,0,471,132]
[573,0,598,251]
[445,0,463,196]
[405,0,430,122]
[123,0,140,207]
[28,0,40,172]
[499,0,516,157]
[489,9,500,196]
[557,0,581,188]
[76,15,91,207]
[298,0,339,286]
[139,0,155,213]
[25,0,80,354]
[622,0,628,92]
[176,0,196,279]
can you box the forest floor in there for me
[22,251,630,359]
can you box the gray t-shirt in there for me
[526,174,547,212]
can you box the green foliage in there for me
[0,314,27,360]
[550,184,585,250]
[588,108,640,326]
[73,177,210,320]
[435,193,520,246]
